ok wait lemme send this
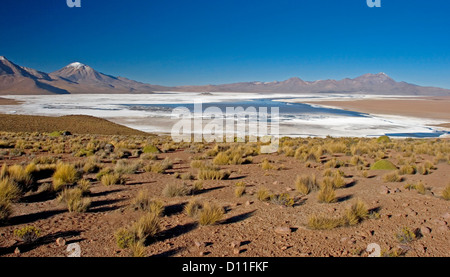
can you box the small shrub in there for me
[115,228,135,249]
[142,145,160,154]
[395,227,416,243]
[198,202,224,225]
[377,135,391,143]
[270,193,295,207]
[14,226,40,243]
[370,160,397,170]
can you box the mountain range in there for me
[1,56,449,96]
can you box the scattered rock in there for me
[285,187,293,192]
[233,248,240,255]
[380,186,390,194]
[231,241,241,248]
[273,181,278,185]
[420,226,431,235]
[281,246,288,251]
[194,241,205,248]
[14,247,20,254]
[274,226,292,235]
[394,188,401,193]
[245,201,252,206]
[442,213,450,220]
[199,251,206,256]
[56,237,66,247]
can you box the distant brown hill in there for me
[0,114,149,136]
[1,56,450,96]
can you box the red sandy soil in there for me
[0,143,449,257]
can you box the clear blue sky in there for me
[1,0,449,88]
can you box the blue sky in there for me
[1,0,449,88]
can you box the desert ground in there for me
[0,113,449,257]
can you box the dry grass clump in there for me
[198,202,224,225]
[322,174,346,189]
[382,171,402,183]
[234,181,246,197]
[404,181,428,194]
[144,158,173,174]
[131,212,161,242]
[443,183,450,200]
[256,188,272,201]
[114,159,142,175]
[295,174,319,195]
[130,190,164,216]
[197,168,230,180]
[0,177,21,202]
[57,188,91,213]
[398,164,416,175]
[101,173,126,186]
[185,198,203,218]
[307,200,370,230]
[162,183,192,197]
[307,214,343,230]
[317,183,337,203]
[212,148,252,166]
[0,200,12,224]
[323,158,344,169]
[53,162,80,191]
[190,160,206,169]
[3,164,33,192]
